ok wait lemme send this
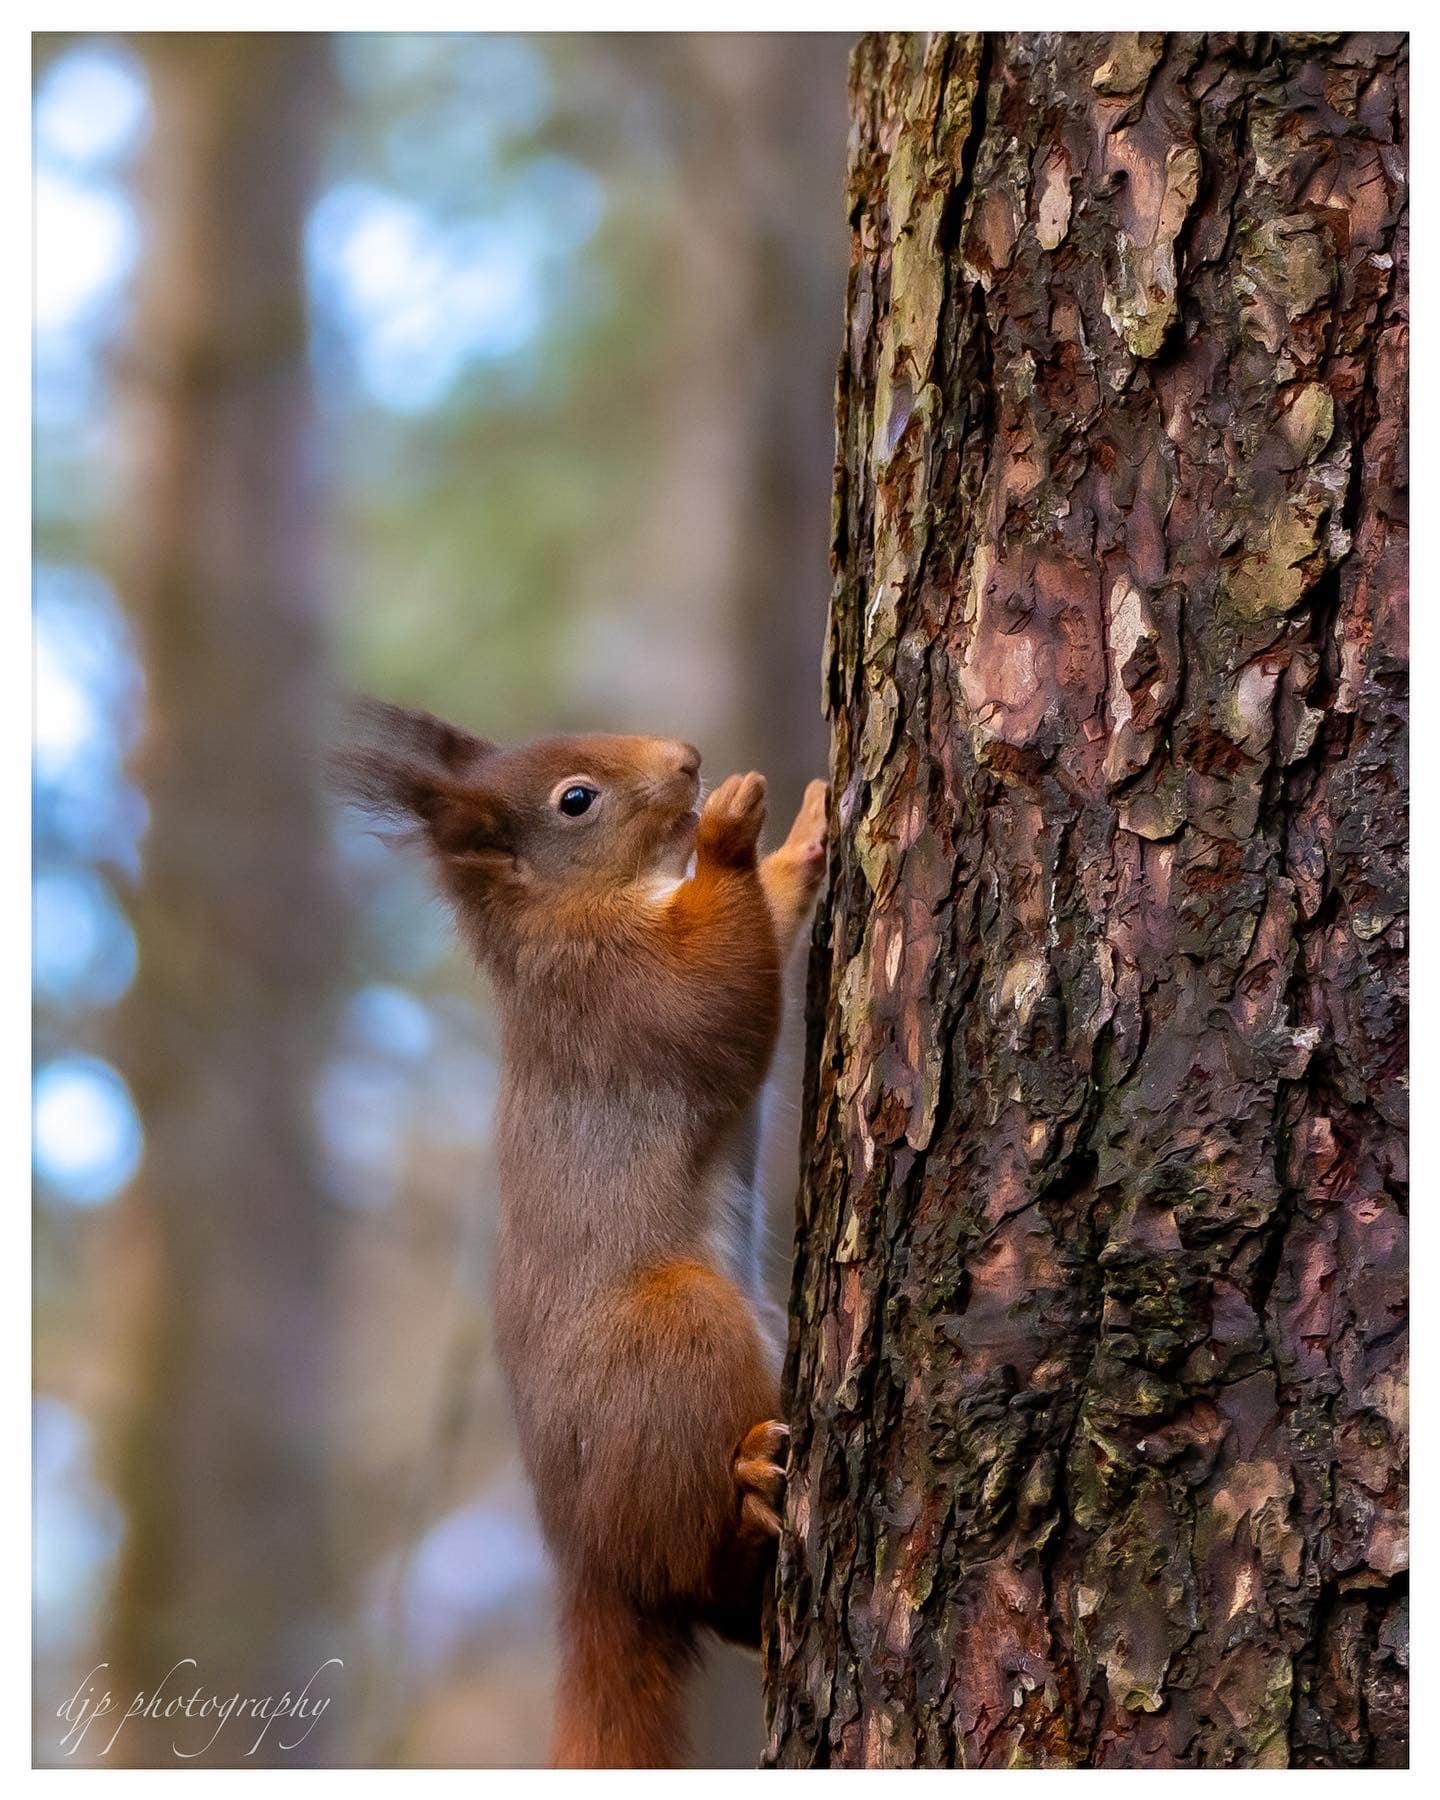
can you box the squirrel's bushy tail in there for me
[551,1580,696,1768]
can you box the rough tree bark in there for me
[768,32,1406,1768]
[105,34,343,1765]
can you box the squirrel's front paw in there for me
[733,1418,788,1541]
[777,779,827,879]
[698,771,768,866]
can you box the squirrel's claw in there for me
[734,1418,789,1541]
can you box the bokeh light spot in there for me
[33,42,150,169]
[33,1397,125,1656]
[33,171,138,336]
[33,1057,143,1207]
[33,867,138,1009]
[346,983,434,1062]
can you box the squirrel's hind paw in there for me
[734,1418,788,1541]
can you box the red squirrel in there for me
[335,700,827,1767]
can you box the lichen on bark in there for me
[767,31,1407,1769]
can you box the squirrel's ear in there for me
[419,785,518,870]
[328,696,496,825]
[329,697,519,884]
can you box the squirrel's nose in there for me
[671,742,701,779]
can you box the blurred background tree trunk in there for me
[769,32,1407,1768]
[104,32,344,1765]
[604,32,851,1767]
[594,31,846,821]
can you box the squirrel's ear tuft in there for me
[344,697,496,774]
[327,696,496,826]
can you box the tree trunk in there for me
[105,33,344,1765]
[768,31,1406,1769]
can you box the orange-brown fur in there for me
[333,700,826,1767]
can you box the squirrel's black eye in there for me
[557,784,597,818]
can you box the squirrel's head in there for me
[332,699,703,909]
